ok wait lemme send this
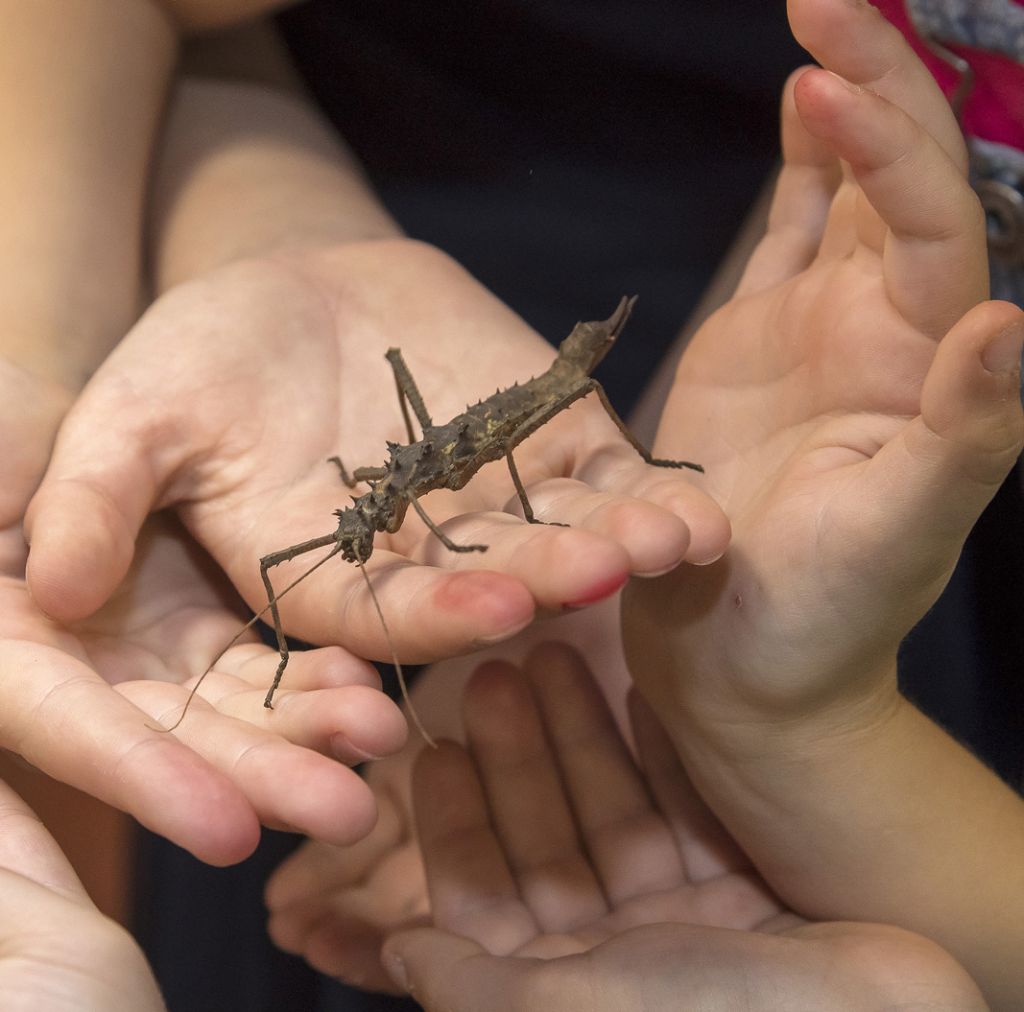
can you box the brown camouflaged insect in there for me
[163,297,701,742]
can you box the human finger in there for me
[462,661,609,932]
[266,792,406,911]
[238,544,536,665]
[214,642,382,693]
[867,302,1024,559]
[567,445,731,566]
[795,67,987,337]
[413,740,539,953]
[411,510,632,609]
[499,476,697,576]
[383,927,558,1012]
[524,645,684,904]
[119,680,382,845]
[0,869,167,1012]
[787,0,967,167]
[268,845,427,992]
[0,642,259,865]
[627,690,753,882]
[168,667,407,764]
[23,381,172,624]
[735,67,842,297]
[0,777,87,902]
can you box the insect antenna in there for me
[149,542,343,734]
[354,545,437,749]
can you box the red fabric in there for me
[872,0,1024,150]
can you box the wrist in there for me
[152,76,401,291]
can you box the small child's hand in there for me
[625,0,1023,733]
[0,776,166,1011]
[380,646,986,1012]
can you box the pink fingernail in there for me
[982,324,1024,375]
[563,571,628,609]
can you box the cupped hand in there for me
[266,600,632,993]
[1,361,406,865]
[625,0,1024,726]
[380,645,986,1011]
[25,238,729,673]
[0,775,167,1012]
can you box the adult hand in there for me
[0,773,166,1011]
[25,239,729,674]
[381,646,986,1011]
[1,359,406,866]
[624,0,1024,728]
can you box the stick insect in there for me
[163,296,702,743]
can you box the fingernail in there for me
[826,70,863,94]
[474,613,533,646]
[329,732,385,762]
[981,323,1024,375]
[691,550,725,567]
[563,571,629,609]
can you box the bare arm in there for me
[0,0,176,390]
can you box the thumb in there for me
[23,382,169,621]
[383,928,543,1012]
[911,299,1024,534]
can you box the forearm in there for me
[0,1,177,390]
[151,45,400,292]
[666,685,1024,1010]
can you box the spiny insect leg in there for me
[587,381,704,472]
[385,348,433,441]
[409,494,488,553]
[259,533,341,708]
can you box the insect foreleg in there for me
[408,495,488,554]
[385,348,433,441]
[587,381,704,473]
[259,533,342,708]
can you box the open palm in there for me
[626,0,1023,722]
[26,239,728,673]
[1,364,405,863]
[382,645,985,1011]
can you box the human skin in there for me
[268,0,1023,1001]
[24,68,729,678]
[0,775,167,1012]
[0,3,407,864]
[621,1,1024,1007]
[380,646,987,1012]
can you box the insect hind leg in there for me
[588,381,704,473]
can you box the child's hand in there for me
[24,239,728,670]
[625,0,1023,732]
[0,360,406,864]
[380,646,986,1012]
[265,600,632,992]
[0,776,167,1011]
